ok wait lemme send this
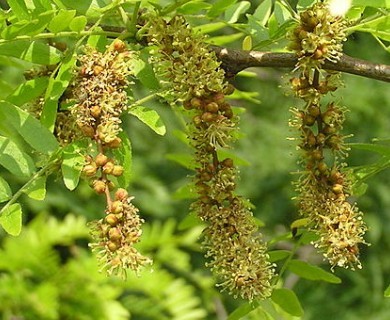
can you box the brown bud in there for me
[224,83,235,95]
[190,97,203,109]
[105,137,122,148]
[115,188,128,201]
[110,200,124,214]
[304,114,316,126]
[332,184,343,194]
[193,115,202,127]
[213,92,225,104]
[311,149,323,161]
[112,165,124,177]
[80,125,95,138]
[90,105,101,118]
[112,39,126,52]
[201,112,215,123]
[93,65,104,76]
[102,161,115,174]
[108,227,122,242]
[308,104,320,118]
[221,158,234,168]
[223,107,234,119]
[316,133,326,145]
[205,102,219,113]
[95,153,108,167]
[183,100,193,110]
[105,213,119,226]
[93,180,106,194]
[82,163,97,176]
[107,241,119,252]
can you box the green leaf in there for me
[0,41,62,65]
[208,0,237,17]
[288,260,342,283]
[69,15,87,32]
[0,177,12,203]
[193,22,225,34]
[352,15,390,41]
[385,284,390,297]
[128,105,166,136]
[227,301,259,320]
[131,54,160,90]
[23,176,47,200]
[177,1,212,14]
[352,0,390,8]
[225,1,251,24]
[268,250,290,262]
[61,142,86,190]
[111,133,132,189]
[271,288,304,317]
[206,33,244,45]
[349,142,390,157]
[178,213,202,231]
[0,102,59,154]
[166,153,195,170]
[7,0,30,20]
[252,0,272,27]
[0,203,22,236]
[6,77,49,106]
[48,9,76,33]
[0,136,35,177]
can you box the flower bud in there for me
[115,188,128,201]
[107,241,119,252]
[95,153,108,167]
[82,163,97,176]
[93,180,106,194]
[108,227,122,242]
[112,165,124,177]
[105,137,122,148]
[103,161,115,174]
[90,105,101,118]
[110,200,124,214]
[105,214,119,226]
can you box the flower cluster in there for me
[147,14,274,299]
[69,40,151,276]
[288,1,347,70]
[288,2,368,270]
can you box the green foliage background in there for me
[0,0,389,319]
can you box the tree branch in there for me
[210,46,390,83]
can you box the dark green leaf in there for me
[69,16,87,32]
[227,301,259,320]
[0,136,35,177]
[0,203,22,236]
[208,0,237,17]
[6,77,49,106]
[23,176,47,200]
[0,102,59,154]
[128,105,166,136]
[61,142,86,190]
[268,250,290,262]
[178,213,202,230]
[166,153,195,170]
[271,288,304,317]
[288,259,342,283]
[349,142,390,157]
[48,9,76,33]
[0,41,62,65]
[111,133,132,189]
[0,177,12,203]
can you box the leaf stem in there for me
[0,153,61,217]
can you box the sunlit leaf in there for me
[227,301,259,320]
[23,176,47,200]
[61,142,86,190]
[0,41,62,65]
[352,0,390,7]
[0,177,12,203]
[7,0,29,20]
[0,136,35,177]
[69,16,88,32]
[48,9,76,33]
[6,77,49,106]
[208,0,237,17]
[0,102,59,154]
[271,288,304,317]
[128,105,166,136]
[0,203,22,236]
[385,284,390,297]
[225,1,251,24]
[111,133,132,189]
[268,250,290,262]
